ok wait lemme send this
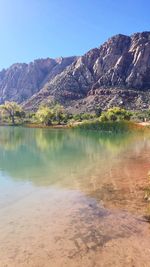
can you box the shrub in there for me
[100,107,132,122]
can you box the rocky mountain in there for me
[0,56,76,104]
[1,31,150,112]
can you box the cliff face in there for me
[95,32,150,89]
[1,31,150,111]
[24,32,150,111]
[0,56,76,103]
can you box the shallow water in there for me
[0,127,150,267]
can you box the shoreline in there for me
[0,121,149,130]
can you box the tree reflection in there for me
[0,127,25,150]
[0,126,150,204]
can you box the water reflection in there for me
[1,127,150,266]
[0,126,150,213]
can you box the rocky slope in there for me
[1,31,150,111]
[0,56,76,104]
[24,31,150,112]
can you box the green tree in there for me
[99,112,108,122]
[53,104,64,124]
[0,101,23,125]
[36,106,54,126]
[73,113,82,122]
[94,106,102,117]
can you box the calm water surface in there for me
[0,127,150,267]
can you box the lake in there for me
[0,126,150,267]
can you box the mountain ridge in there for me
[0,56,77,104]
[1,31,150,112]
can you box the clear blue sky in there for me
[0,0,149,70]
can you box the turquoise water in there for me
[0,127,131,186]
[0,126,150,266]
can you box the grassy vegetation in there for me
[72,107,147,132]
[73,120,144,133]
[131,110,150,122]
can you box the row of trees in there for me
[100,107,132,122]
[0,101,148,126]
[0,101,101,125]
[0,102,66,125]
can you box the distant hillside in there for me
[0,57,76,103]
[1,32,150,112]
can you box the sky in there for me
[0,0,149,70]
